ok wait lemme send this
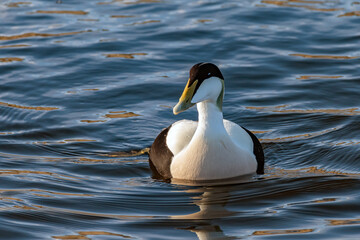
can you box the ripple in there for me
[80,120,107,123]
[260,127,338,143]
[34,139,97,145]
[246,105,360,116]
[253,228,314,236]
[328,218,360,226]
[97,0,160,5]
[297,75,343,80]
[104,53,147,59]
[266,166,360,178]
[6,2,31,8]
[103,111,141,118]
[0,44,30,49]
[0,132,14,135]
[125,0,161,3]
[338,11,360,17]
[0,57,24,63]
[290,53,359,59]
[52,231,133,240]
[34,10,88,15]
[77,19,99,22]
[197,19,213,23]
[79,231,133,238]
[101,148,149,157]
[0,189,93,197]
[128,20,160,25]
[331,140,360,146]
[0,169,80,180]
[261,0,343,12]
[0,30,91,41]
[82,89,99,91]
[0,101,58,111]
[110,15,136,18]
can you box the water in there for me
[1,0,360,239]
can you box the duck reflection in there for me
[184,224,237,240]
[171,186,235,220]
[171,175,253,239]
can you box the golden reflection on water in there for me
[78,19,99,22]
[297,75,343,80]
[0,188,92,197]
[266,166,360,178]
[0,44,30,49]
[80,120,107,123]
[104,53,147,59]
[75,157,120,163]
[331,140,360,146]
[0,101,58,110]
[261,0,343,12]
[52,231,133,240]
[128,20,160,25]
[0,194,153,221]
[66,88,100,95]
[338,11,360,17]
[34,10,88,15]
[288,197,337,206]
[98,0,160,5]
[125,0,161,3]
[246,105,360,116]
[290,53,358,59]
[252,130,270,134]
[0,196,23,202]
[103,111,141,118]
[0,57,24,62]
[0,132,14,135]
[0,169,81,180]
[101,148,150,157]
[328,218,360,226]
[287,0,323,3]
[111,15,136,18]
[197,19,213,23]
[6,2,31,7]
[35,139,97,145]
[0,30,91,41]
[253,228,314,235]
[159,104,172,108]
[83,88,99,91]
[260,127,337,143]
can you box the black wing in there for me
[149,125,174,179]
[241,126,265,174]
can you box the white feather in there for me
[191,77,222,104]
[166,120,197,155]
[167,119,253,156]
[167,77,257,180]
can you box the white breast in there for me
[166,120,198,156]
[166,119,257,180]
[167,119,254,155]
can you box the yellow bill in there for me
[173,79,198,115]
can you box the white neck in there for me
[196,101,226,135]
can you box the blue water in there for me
[0,0,360,239]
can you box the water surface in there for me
[1,0,360,239]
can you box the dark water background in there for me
[1,0,360,239]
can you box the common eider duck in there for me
[149,63,264,180]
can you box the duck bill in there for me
[173,79,198,115]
